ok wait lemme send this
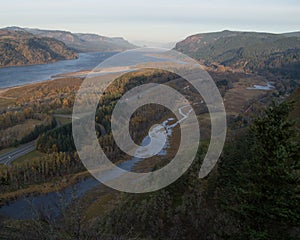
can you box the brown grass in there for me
[0,171,91,206]
[0,97,15,109]
[12,150,46,164]
[83,190,119,220]
[0,77,82,99]
[224,75,269,115]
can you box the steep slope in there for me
[175,30,300,72]
[0,29,78,67]
[6,27,136,52]
[287,87,300,129]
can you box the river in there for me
[0,105,192,220]
[0,52,117,89]
[0,50,172,89]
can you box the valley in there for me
[0,28,299,239]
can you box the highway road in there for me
[0,114,71,165]
[0,141,35,165]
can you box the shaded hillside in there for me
[5,27,136,52]
[288,87,300,129]
[0,29,78,67]
[175,30,300,72]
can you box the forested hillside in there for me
[5,27,136,52]
[175,30,300,73]
[0,29,78,67]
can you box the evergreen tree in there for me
[231,101,300,239]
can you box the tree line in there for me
[0,152,83,195]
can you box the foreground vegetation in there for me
[0,66,299,239]
[0,100,298,240]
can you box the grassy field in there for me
[55,116,72,125]
[0,147,15,155]
[224,76,269,116]
[0,78,81,99]
[12,150,46,164]
[83,190,119,220]
[0,97,15,109]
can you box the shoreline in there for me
[0,71,87,94]
[0,66,136,94]
[0,55,79,70]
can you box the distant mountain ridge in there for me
[175,30,300,72]
[0,29,78,67]
[5,27,136,52]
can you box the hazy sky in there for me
[1,0,299,43]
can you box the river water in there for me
[0,106,191,220]
[0,50,174,89]
[0,52,119,89]
[247,82,275,90]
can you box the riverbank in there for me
[0,170,91,207]
[0,52,116,89]
[53,66,135,78]
[0,65,137,104]
[0,76,82,94]
[0,76,83,111]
